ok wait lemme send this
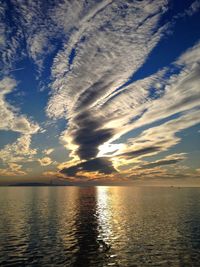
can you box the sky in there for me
[0,0,200,186]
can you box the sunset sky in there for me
[0,0,200,185]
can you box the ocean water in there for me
[0,186,200,267]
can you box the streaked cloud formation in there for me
[0,0,200,185]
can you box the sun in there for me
[97,143,124,157]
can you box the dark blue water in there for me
[0,186,200,266]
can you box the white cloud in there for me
[38,157,53,166]
[0,134,37,163]
[44,1,200,176]
[53,41,200,165]
[0,2,6,48]
[0,0,59,71]
[43,148,54,155]
[94,42,200,165]
[111,108,200,173]
[0,163,27,177]
[0,1,24,72]
[0,76,40,134]
[1,1,199,180]
[176,41,200,67]
[174,0,200,19]
[46,0,169,163]
[0,76,17,94]
[48,0,168,118]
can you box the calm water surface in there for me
[0,186,200,266]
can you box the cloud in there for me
[47,0,168,164]
[0,1,25,72]
[113,109,200,169]
[0,0,71,72]
[122,50,200,133]
[0,76,16,94]
[0,1,52,70]
[38,157,52,166]
[0,77,39,176]
[0,77,40,134]
[45,2,200,178]
[60,157,116,177]
[97,42,200,166]
[138,153,187,170]
[43,148,54,155]
[12,117,40,134]
[176,41,200,67]
[117,146,161,159]
[174,0,200,19]
[48,0,167,117]
[59,152,199,184]
[67,111,114,160]
[0,134,37,163]
[1,1,200,181]
[0,163,26,177]
[142,159,183,169]
[0,2,6,48]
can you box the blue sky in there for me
[0,0,200,185]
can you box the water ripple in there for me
[0,186,200,266]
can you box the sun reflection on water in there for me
[1,187,200,266]
[97,187,113,243]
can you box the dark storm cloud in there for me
[118,146,161,159]
[68,76,116,161]
[74,76,115,112]
[71,111,114,160]
[141,158,184,169]
[60,157,116,177]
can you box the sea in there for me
[0,186,200,266]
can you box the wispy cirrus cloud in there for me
[174,0,200,19]
[0,0,200,183]
[136,153,187,170]
[47,0,169,164]
[43,1,200,179]
[112,108,200,170]
[43,148,54,155]
[0,0,59,72]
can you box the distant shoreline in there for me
[0,184,200,188]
